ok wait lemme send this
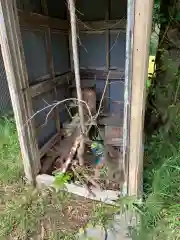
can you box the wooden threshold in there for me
[36,174,120,205]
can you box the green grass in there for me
[1,114,180,239]
[0,117,22,184]
[132,118,180,239]
[0,117,95,239]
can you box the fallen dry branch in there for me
[71,165,96,197]
[73,163,101,190]
[62,138,81,173]
[83,173,101,190]
[77,135,85,166]
[54,136,81,174]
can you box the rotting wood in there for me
[128,0,153,197]
[61,136,81,173]
[29,72,73,98]
[0,0,40,183]
[53,127,80,171]
[77,136,85,166]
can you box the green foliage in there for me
[0,116,22,184]
[134,114,180,240]
[152,0,161,25]
[146,79,151,90]
[90,204,117,229]
[53,172,72,190]
[0,187,76,239]
[149,40,157,56]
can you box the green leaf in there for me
[53,172,72,189]
[146,79,151,89]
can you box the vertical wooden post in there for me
[128,0,153,196]
[123,0,135,196]
[68,0,85,134]
[0,0,41,184]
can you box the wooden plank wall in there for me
[17,0,72,156]
[4,0,128,178]
[75,0,127,115]
[0,0,40,183]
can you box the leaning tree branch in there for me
[68,0,85,134]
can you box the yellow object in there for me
[148,55,155,77]
[79,227,85,234]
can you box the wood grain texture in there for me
[0,0,40,183]
[128,0,153,196]
[29,72,73,98]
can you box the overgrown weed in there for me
[0,117,93,239]
[133,115,180,240]
[0,116,23,184]
[1,109,180,240]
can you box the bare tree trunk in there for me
[68,0,85,134]
[68,0,85,166]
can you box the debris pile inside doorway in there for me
[40,86,125,195]
[39,0,126,198]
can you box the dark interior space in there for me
[16,0,128,192]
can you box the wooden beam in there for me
[78,19,126,31]
[128,0,153,196]
[29,72,73,98]
[18,10,68,30]
[18,11,126,32]
[0,0,41,184]
[80,69,125,80]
